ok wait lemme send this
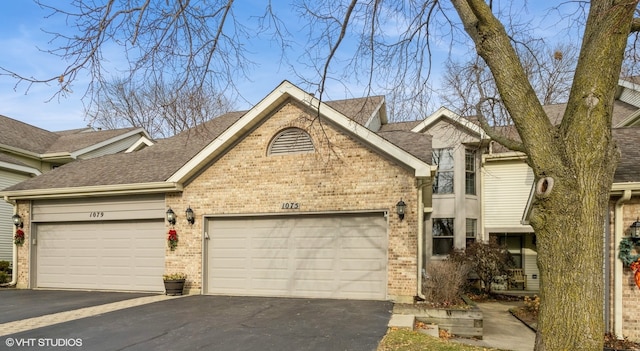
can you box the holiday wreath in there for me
[13,229,25,246]
[619,237,640,288]
[167,229,178,251]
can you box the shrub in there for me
[449,241,514,294]
[0,260,10,273]
[524,295,540,315]
[0,271,9,284]
[423,259,470,305]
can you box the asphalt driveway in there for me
[0,291,393,351]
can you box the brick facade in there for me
[14,200,30,289]
[165,99,419,301]
[620,198,640,341]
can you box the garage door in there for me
[36,220,165,292]
[206,213,387,300]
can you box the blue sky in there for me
[0,1,303,131]
[0,2,577,132]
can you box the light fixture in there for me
[396,199,406,221]
[12,214,23,228]
[166,208,176,226]
[185,207,195,225]
[631,218,640,238]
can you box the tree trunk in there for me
[529,151,616,350]
[450,1,636,349]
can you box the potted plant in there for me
[163,273,186,296]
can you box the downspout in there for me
[614,190,631,337]
[416,178,429,300]
[1,196,18,287]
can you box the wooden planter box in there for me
[163,279,185,296]
[393,297,483,339]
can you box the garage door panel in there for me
[36,220,164,292]
[207,213,387,300]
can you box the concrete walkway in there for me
[451,301,536,351]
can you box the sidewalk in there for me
[451,301,535,351]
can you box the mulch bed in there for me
[510,304,640,351]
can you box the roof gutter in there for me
[0,182,183,200]
[613,190,632,337]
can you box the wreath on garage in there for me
[619,237,640,288]
[167,229,178,251]
[13,229,25,246]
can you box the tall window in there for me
[432,218,454,255]
[432,148,454,194]
[465,149,476,195]
[466,218,477,248]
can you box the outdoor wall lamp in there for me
[185,207,195,225]
[12,214,23,228]
[166,208,176,226]
[396,199,406,221]
[631,218,640,238]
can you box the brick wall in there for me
[15,200,30,288]
[165,99,420,300]
[621,198,640,341]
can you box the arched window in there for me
[268,128,315,155]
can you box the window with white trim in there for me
[432,218,454,255]
[465,149,476,195]
[466,218,477,247]
[432,148,454,194]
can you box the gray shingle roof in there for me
[0,114,143,155]
[3,95,393,192]
[46,128,140,153]
[325,96,384,126]
[376,130,432,164]
[3,111,246,191]
[0,114,59,154]
[542,101,637,126]
[378,120,422,132]
[613,127,640,183]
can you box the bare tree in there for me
[87,77,234,138]
[2,1,640,350]
[441,42,578,123]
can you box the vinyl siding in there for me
[483,159,534,230]
[0,170,31,262]
[619,88,640,108]
[78,135,143,159]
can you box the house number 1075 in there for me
[281,203,299,209]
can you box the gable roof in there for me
[168,81,433,183]
[0,111,245,198]
[325,96,386,128]
[1,81,434,199]
[410,106,488,139]
[0,114,152,160]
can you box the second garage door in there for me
[36,220,165,292]
[206,213,388,300]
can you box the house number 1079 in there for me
[281,203,300,209]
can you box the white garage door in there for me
[206,213,387,300]
[36,220,165,292]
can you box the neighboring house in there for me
[0,115,154,263]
